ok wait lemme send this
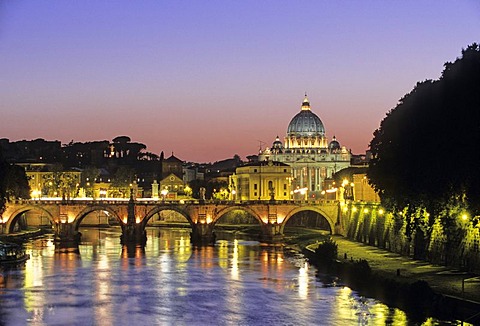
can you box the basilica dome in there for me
[287,96,325,137]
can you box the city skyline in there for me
[1,1,479,162]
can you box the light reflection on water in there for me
[0,227,460,325]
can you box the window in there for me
[254,184,258,190]
[283,184,287,190]
[254,169,258,172]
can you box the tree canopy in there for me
[0,152,30,211]
[368,44,480,217]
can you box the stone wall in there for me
[342,202,480,272]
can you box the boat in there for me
[0,241,30,265]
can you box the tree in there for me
[80,166,100,197]
[0,152,30,212]
[111,166,136,197]
[368,44,480,236]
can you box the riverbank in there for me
[302,235,480,324]
[0,228,46,243]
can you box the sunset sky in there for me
[1,1,479,162]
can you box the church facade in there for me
[258,95,351,199]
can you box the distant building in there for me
[20,163,81,199]
[258,95,351,199]
[353,173,380,202]
[159,173,185,199]
[229,160,292,201]
[162,154,183,179]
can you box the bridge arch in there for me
[73,206,122,231]
[5,205,56,233]
[212,205,264,226]
[141,206,193,229]
[281,207,335,234]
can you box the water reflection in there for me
[0,227,462,325]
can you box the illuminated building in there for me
[159,173,185,200]
[20,163,81,199]
[259,95,351,198]
[229,161,292,201]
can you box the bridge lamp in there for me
[363,208,369,214]
[99,189,107,198]
[161,189,168,201]
[378,209,384,216]
[31,189,41,199]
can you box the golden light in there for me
[136,217,141,223]
[352,207,357,213]
[206,216,213,224]
[122,217,128,224]
[363,208,369,214]
[342,179,349,187]
[378,209,384,215]
[31,189,41,198]
[342,206,348,213]
[294,187,308,194]
[461,213,468,221]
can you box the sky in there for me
[1,1,479,163]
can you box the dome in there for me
[272,136,283,149]
[287,95,325,137]
[329,136,340,151]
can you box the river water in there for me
[0,227,457,325]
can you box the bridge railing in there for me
[13,198,345,206]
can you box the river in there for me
[0,227,458,325]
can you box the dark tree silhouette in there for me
[368,44,480,230]
[0,152,30,211]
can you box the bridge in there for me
[0,197,381,245]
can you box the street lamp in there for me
[161,188,168,202]
[99,189,107,199]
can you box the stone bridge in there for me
[0,198,381,245]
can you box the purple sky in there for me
[1,1,479,162]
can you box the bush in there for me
[314,237,338,263]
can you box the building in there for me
[353,173,380,202]
[258,95,351,199]
[159,173,185,200]
[162,154,183,179]
[20,163,82,199]
[229,160,292,201]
